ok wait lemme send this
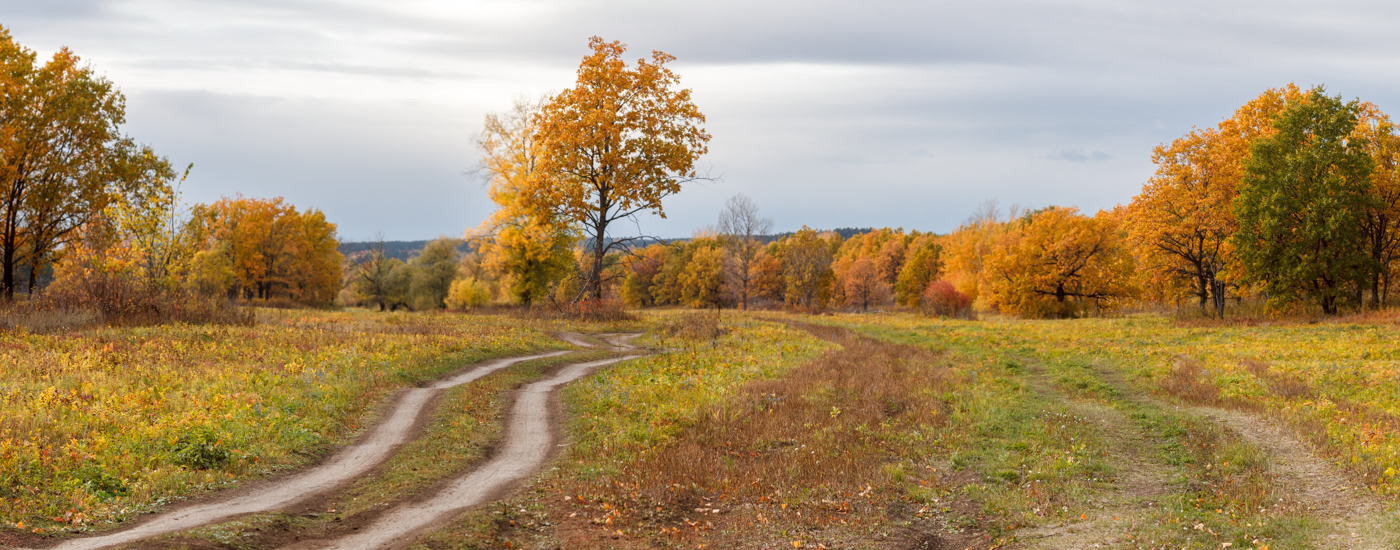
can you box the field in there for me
[5,308,1400,549]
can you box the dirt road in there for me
[288,355,638,550]
[36,342,631,550]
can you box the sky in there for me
[5,0,1400,241]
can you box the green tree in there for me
[383,260,415,311]
[408,237,460,310]
[351,238,395,311]
[1234,87,1376,314]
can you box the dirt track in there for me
[36,337,637,550]
[289,355,637,550]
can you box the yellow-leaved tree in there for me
[1354,103,1400,306]
[473,97,577,305]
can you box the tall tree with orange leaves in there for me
[525,37,710,300]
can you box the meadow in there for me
[7,307,1400,550]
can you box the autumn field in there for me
[5,308,1400,549]
[83,309,1379,550]
[0,309,626,537]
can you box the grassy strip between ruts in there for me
[155,349,621,548]
[0,308,570,540]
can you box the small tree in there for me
[894,237,941,307]
[409,237,460,310]
[351,237,394,311]
[842,257,890,311]
[781,227,834,310]
[717,193,773,310]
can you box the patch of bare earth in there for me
[1196,408,1397,550]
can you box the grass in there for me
[0,308,566,535]
[827,312,1399,548]
[409,312,839,549]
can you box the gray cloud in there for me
[4,0,1400,238]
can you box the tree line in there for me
[446,51,1398,318]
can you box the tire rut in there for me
[32,336,640,550]
[1193,407,1397,550]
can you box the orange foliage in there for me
[186,196,342,305]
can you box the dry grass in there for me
[1,273,252,332]
[513,298,637,323]
[656,311,727,341]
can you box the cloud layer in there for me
[5,0,1400,239]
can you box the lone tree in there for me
[527,37,710,300]
[717,193,772,309]
[1234,86,1375,315]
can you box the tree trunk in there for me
[590,221,607,301]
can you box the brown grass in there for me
[513,298,637,323]
[537,326,985,549]
[656,311,728,341]
[1160,356,1222,405]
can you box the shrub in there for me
[446,277,491,310]
[921,279,972,318]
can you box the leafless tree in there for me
[717,194,773,310]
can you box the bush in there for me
[446,277,491,310]
[921,279,972,318]
[172,426,232,469]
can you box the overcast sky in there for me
[5,0,1400,241]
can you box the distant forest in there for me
[339,228,876,262]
